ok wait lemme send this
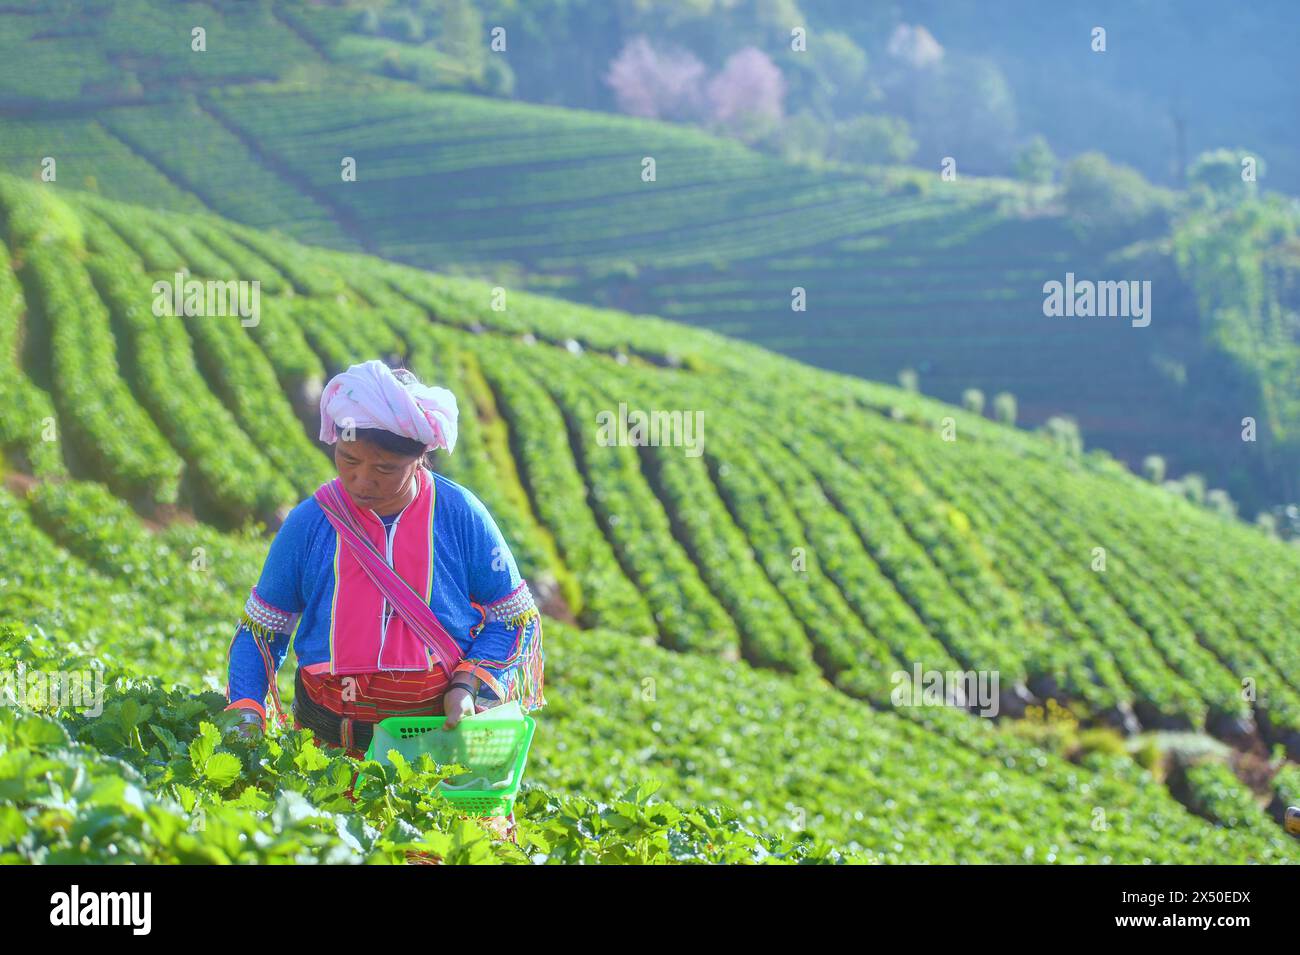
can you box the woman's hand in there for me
[442,683,476,730]
[232,707,265,739]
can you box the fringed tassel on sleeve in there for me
[243,616,288,729]
[465,580,546,712]
[232,587,298,730]
[508,613,546,712]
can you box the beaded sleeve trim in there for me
[484,581,539,630]
[238,587,300,641]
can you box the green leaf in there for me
[271,790,326,831]
[188,722,222,772]
[148,723,180,753]
[188,737,213,773]
[518,826,551,854]
[293,739,331,772]
[335,813,370,854]
[15,715,70,749]
[173,783,198,813]
[385,748,413,784]
[229,786,273,812]
[201,752,242,789]
[0,805,28,844]
[119,698,140,730]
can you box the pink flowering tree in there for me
[706,47,785,142]
[604,35,707,122]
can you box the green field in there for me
[1,0,1294,513]
[1,177,1298,862]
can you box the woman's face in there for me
[334,437,421,514]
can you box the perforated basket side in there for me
[361,716,535,817]
[441,791,515,816]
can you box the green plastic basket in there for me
[361,715,536,817]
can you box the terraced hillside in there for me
[189,82,1206,453]
[1,176,1298,862]
[1,0,1266,506]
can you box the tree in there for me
[1181,472,1207,505]
[992,391,1017,426]
[1187,147,1263,208]
[1040,416,1083,458]
[1015,135,1057,185]
[813,30,871,119]
[605,35,707,121]
[706,47,786,142]
[887,49,1018,174]
[832,114,916,165]
[1062,152,1167,235]
[355,9,380,35]
[433,0,486,79]
[481,55,515,97]
[1141,454,1166,484]
[385,9,425,42]
[776,110,831,166]
[1206,488,1237,519]
[886,24,943,69]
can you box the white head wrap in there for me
[318,359,458,454]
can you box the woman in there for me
[224,359,544,828]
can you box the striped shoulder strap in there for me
[315,479,464,675]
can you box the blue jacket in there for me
[224,469,543,718]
